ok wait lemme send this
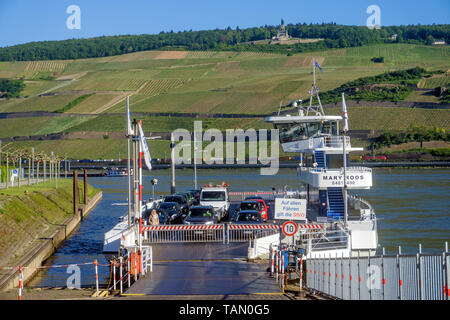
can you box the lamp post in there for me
[151,178,158,201]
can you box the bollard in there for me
[299,255,303,291]
[94,260,99,295]
[113,260,116,291]
[134,248,138,281]
[119,257,123,294]
[18,266,23,301]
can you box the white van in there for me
[199,186,230,221]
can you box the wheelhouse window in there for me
[276,120,338,144]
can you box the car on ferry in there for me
[233,210,263,224]
[182,205,219,239]
[183,205,218,225]
[199,185,230,221]
[187,189,201,205]
[156,202,182,224]
[163,194,189,215]
[176,192,194,207]
[239,200,268,221]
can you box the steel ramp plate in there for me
[150,243,248,261]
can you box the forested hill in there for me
[1,23,448,61]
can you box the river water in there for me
[30,168,449,288]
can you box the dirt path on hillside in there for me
[90,82,148,114]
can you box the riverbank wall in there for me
[0,188,102,291]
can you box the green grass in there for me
[325,106,450,130]
[0,178,100,266]
[0,94,82,113]
[32,116,93,135]
[0,117,55,137]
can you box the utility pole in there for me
[171,132,176,194]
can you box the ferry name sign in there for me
[299,168,373,189]
[274,198,307,221]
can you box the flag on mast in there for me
[138,122,152,170]
[342,92,349,132]
[313,59,322,71]
[126,96,134,136]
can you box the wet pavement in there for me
[125,242,282,296]
[126,260,280,296]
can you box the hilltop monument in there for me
[272,19,290,41]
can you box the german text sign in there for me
[274,198,307,221]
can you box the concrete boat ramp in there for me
[123,243,286,298]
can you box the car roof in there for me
[241,200,260,204]
[238,210,261,214]
[190,205,214,210]
[159,202,179,206]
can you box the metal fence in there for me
[142,225,225,244]
[227,224,280,243]
[306,248,449,300]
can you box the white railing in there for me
[322,135,351,148]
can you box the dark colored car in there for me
[187,189,201,204]
[176,192,194,206]
[183,206,218,225]
[239,200,268,221]
[233,210,263,223]
[156,202,182,224]
[163,195,189,214]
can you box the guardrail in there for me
[1,245,153,299]
[305,244,450,300]
[142,225,225,243]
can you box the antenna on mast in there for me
[306,58,325,116]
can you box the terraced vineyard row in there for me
[139,79,187,95]
[417,76,449,89]
[24,61,68,74]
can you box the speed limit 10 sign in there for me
[282,221,298,237]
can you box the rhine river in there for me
[30,168,450,288]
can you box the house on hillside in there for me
[432,40,447,46]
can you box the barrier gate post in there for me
[113,260,116,291]
[94,260,99,295]
[119,257,123,294]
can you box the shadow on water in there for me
[30,168,449,287]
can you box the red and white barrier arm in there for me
[142,224,224,232]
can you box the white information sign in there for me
[274,198,307,221]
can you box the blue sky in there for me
[0,0,448,47]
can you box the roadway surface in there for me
[124,198,285,297]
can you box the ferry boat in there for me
[265,59,378,258]
[103,61,379,260]
[104,167,132,177]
